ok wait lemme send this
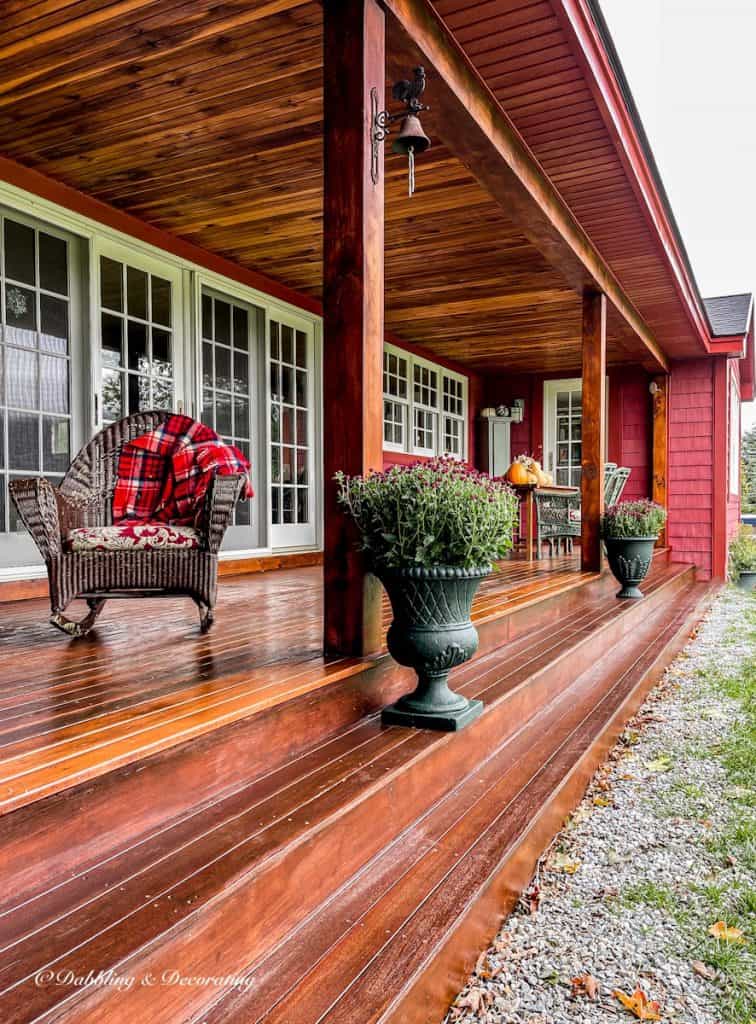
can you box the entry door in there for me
[96,244,184,425]
[0,209,85,568]
[544,379,583,487]
[268,314,317,548]
[544,378,608,487]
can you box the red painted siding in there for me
[668,359,714,579]
[482,370,651,497]
[608,368,651,500]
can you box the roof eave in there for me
[554,0,716,359]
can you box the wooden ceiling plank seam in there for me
[0,0,316,109]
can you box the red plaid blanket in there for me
[113,414,253,525]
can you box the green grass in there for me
[695,649,756,1024]
[622,618,756,1024]
[621,880,677,912]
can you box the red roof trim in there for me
[554,0,713,357]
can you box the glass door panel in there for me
[97,250,182,423]
[0,213,79,561]
[200,288,262,549]
[269,316,316,548]
[544,378,607,490]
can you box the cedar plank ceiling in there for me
[0,0,688,372]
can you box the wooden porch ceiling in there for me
[0,0,665,373]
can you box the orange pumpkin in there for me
[507,461,529,485]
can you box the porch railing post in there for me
[581,288,607,572]
[322,0,385,656]
[651,373,669,547]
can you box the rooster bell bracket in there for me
[371,66,431,196]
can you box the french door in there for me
[268,313,317,548]
[543,378,608,488]
[544,379,583,487]
[0,209,85,568]
[200,287,263,550]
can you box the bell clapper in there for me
[408,145,415,197]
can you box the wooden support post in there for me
[322,0,385,656]
[581,289,607,572]
[651,374,669,548]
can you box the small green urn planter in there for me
[729,527,756,591]
[736,569,756,592]
[601,500,667,600]
[604,536,656,599]
[379,565,490,731]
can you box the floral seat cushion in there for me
[66,522,200,552]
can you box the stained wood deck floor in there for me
[0,555,589,815]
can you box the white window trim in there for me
[383,342,468,460]
[543,377,610,484]
[0,178,324,564]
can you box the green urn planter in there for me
[379,565,491,732]
[604,536,656,599]
[736,570,756,592]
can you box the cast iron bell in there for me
[391,114,431,157]
[392,114,431,196]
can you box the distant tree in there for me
[742,426,756,513]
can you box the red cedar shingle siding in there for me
[668,359,714,578]
[615,371,651,501]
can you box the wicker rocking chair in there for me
[9,411,245,638]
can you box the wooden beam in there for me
[322,0,385,656]
[382,0,669,373]
[651,374,669,548]
[581,290,607,572]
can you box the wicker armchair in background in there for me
[9,411,245,637]
[534,463,632,556]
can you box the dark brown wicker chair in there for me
[9,411,245,637]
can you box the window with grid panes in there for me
[269,319,310,527]
[200,291,254,526]
[1,215,72,532]
[442,374,465,457]
[382,349,408,449]
[412,362,438,455]
[99,255,173,421]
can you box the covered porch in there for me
[0,0,682,651]
[0,2,723,1022]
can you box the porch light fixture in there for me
[371,66,431,196]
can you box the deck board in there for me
[0,556,586,814]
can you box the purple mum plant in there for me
[601,499,667,539]
[335,457,518,571]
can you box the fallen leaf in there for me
[613,986,662,1020]
[522,883,540,915]
[550,852,581,874]
[571,973,599,1000]
[708,920,745,944]
[593,796,613,807]
[453,986,492,1014]
[644,755,673,772]
[691,960,716,980]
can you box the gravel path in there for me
[445,587,755,1024]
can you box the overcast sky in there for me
[599,0,756,430]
